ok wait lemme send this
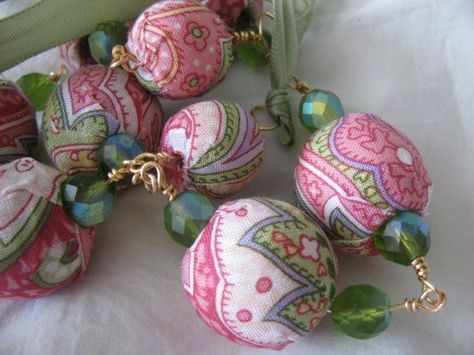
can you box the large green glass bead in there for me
[16,73,56,111]
[374,212,430,265]
[88,21,128,65]
[164,192,215,248]
[331,284,392,339]
[299,89,344,132]
[97,134,144,187]
[61,171,117,227]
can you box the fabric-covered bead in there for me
[159,100,263,199]
[0,80,37,164]
[127,0,234,99]
[182,198,337,349]
[294,113,432,256]
[57,37,96,72]
[201,0,263,28]
[42,65,163,174]
[0,158,96,299]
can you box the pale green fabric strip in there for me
[0,0,156,72]
[266,0,315,145]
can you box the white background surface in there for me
[1,1,473,354]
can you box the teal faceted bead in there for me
[299,89,344,132]
[88,21,128,65]
[331,284,392,339]
[61,171,117,227]
[374,212,430,266]
[97,134,144,187]
[164,192,216,248]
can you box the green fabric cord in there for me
[0,0,157,72]
[267,0,316,145]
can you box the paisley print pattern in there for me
[159,100,263,198]
[127,0,233,99]
[0,80,37,164]
[294,113,432,256]
[182,198,337,349]
[0,158,96,299]
[42,65,163,174]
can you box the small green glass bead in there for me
[299,89,344,132]
[234,29,271,69]
[374,212,430,266]
[61,171,117,227]
[164,191,216,248]
[16,73,56,111]
[97,134,144,187]
[88,21,128,65]
[331,284,392,339]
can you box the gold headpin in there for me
[389,257,447,313]
[108,152,179,202]
[110,45,140,73]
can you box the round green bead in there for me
[88,21,128,65]
[374,212,430,266]
[299,89,344,132]
[331,284,392,339]
[164,191,215,248]
[61,171,117,227]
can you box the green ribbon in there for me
[267,0,315,145]
[0,0,156,72]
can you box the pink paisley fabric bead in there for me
[42,65,163,174]
[159,100,263,198]
[0,158,96,299]
[201,0,264,28]
[182,198,337,349]
[0,80,37,164]
[127,0,234,99]
[58,37,96,72]
[294,113,432,256]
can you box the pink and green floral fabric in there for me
[42,65,163,174]
[294,113,432,256]
[127,0,233,99]
[0,158,96,299]
[182,198,337,349]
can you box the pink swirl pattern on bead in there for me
[294,113,432,256]
[0,158,96,299]
[127,0,233,99]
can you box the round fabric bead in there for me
[159,100,263,198]
[294,113,432,256]
[0,80,37,164]
[127,0,234,99]
[0,158,96,299]
[181,198,337,349]
[42,65,163,174]
[58,37,96,72]
[201,0,263,28]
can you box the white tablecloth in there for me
[1,1,473,354]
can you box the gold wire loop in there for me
[107,152,179,201]
[231,11,274,47]
[389,257,447,314]
[250,105,279,131]
[290,75,311,95]
[110,45,140,74]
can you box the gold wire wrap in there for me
[231,11,274,47]
[108,152,179,201]
[250,105,279,131]
[290,75,311,95]
[110,45,140,73]
[389,257,447,313]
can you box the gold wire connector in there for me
[290,75,311,95]
[110,45,140,73]
[108,152,179,202]
[231,12,274,47]
[389,257,447,313]
[250,105,279,131]
[49,65,68,82]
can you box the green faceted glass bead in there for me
[16,73,55,110]
[164,191,216,248]
[88,21,128,65]
[331,284,392,339]
[374,212,430,266]
[61,171,117,227]
[299,89,344,132]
